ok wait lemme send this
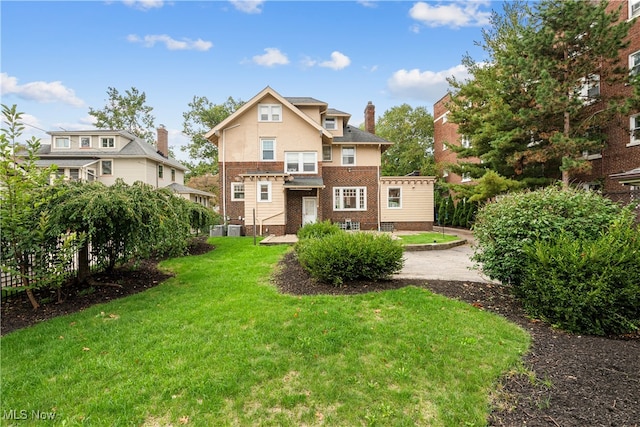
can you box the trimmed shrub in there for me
[295,232,404,285]
[297,220,342,240]
[472,186,632,286]
[520,222,640,336]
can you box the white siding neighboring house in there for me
[34,127,212,206]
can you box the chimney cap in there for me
[159,124,166,129]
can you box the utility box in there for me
[227,225,242,237]
[210,225,226,237]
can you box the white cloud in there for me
[387,64,470,101]
[121,0,164,11]
[127,34,213,51]
[0,73,85,107]
[357,1,377,8]
[319,51,351,70]
[409,1,491,29]
[252,48,289,67]
[230,0,264,14]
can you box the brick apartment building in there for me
[434,0,640,206]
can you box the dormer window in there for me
[324,117,336,130]
[101,137,115,148]
[80,137,91,148]
[258,104,282,122]
[54,137,70,149]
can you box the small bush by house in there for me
[296,220,342,240]
[295,232,404,286]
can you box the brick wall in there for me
[320,166,380,230]
[285,189,318,234]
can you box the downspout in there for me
[220,124,241,226]
[377,144,381,231]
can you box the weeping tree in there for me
[0,105,81,309]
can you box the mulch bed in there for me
[2,244,639,426]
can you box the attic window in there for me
[324,117,336,130]
[258,104,282,122]
[54,137,70,149]
[101,137,115,148]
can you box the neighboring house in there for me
[205,86,435,236]
[34,126,213,207]
[434,0,640,207]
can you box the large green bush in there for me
[472,186,632,286]
[520,222,640,336]
[295,232,404,285]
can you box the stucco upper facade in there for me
[206,86,435,236]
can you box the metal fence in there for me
[1,239,101,301]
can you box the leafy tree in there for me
[89,87,156,144]
[449,170,524,203]
[182,95,244,178]
[0,104,78,309]
[377,104,436,176]
[449,0,639,187]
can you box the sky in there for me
[1,0,500,163]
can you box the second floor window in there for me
[158,165,164,179]
[80,137,91,148]
[101,160,113,176]
[101,137,115,148]
[322,145,332,161]
[285,152,317,173]
[258,104,281,122]
[171,169,176,182]
[631,0,640,19]
[261,139,275,161]
[54,137,70,149]
[342,146,355,166]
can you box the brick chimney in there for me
[157,125,168,157]
[364,101,375,134]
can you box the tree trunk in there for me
[77,243,90,283]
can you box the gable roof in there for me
[205,86,333,143]
[39,131,187,171]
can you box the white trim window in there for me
[285,152,317,173]
[322,145,332,162]
[54,137,70,149]
[257,181,272,202]
[630,50,640,77]
[231,182,245,201]
[630,114,640,146]
[323,117,336,130]
[171,168,176,182]
[631,0,640,20]
[258,104,282,122]
[461,135,471,148]
[80,137,91,148]
[334,187,366,211]
[158,164,164,179]
[69,168,80,181]
[579,74,600,104]
[101,137,115,148]
[388,187,401,208]
[261,138,275,161]
[101,160,113,176]
[341,146,355,166]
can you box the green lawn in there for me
[1,237,529,426]
[397,232,461,245]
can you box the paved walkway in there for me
[260,227,497,284]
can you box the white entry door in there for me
[302,197,317,225]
